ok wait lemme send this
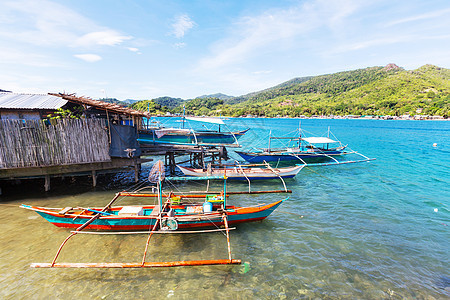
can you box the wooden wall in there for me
[0,119,111,169]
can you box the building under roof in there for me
[0,92,69,121]
[0,92,68,110]
[0,92,150,125]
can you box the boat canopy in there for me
[185,116,225,125]
[301,137,338,144]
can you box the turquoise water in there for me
[1,118,449,299]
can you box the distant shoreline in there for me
[155,115,449,121]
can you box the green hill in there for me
[130,64,449,117]
[220,64,449,117]
[197,93,234,101]
[152,97,185,109]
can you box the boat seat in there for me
[58,207,73,215]
[149,205,160,216]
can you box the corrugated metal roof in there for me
[0,92,68,109]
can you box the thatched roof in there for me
[50,93,150,118]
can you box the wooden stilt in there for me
[134,163,139,183]
[91,170,97,187]
[201,148,205,168]
[44,175,50,192]
[169,152,175,174]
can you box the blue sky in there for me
[1,0,449,100]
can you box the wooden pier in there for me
[140,144,230,173]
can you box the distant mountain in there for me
[0,89,12,93]
[196,93,234,101]
[227,76,313,105]
[122,99,140,105]
[152,97,185,108]
[98,98,127,106]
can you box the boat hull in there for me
[177,165,303,180]
[235,149,345,163]
[23,199,284,231]
[138,129,248,146]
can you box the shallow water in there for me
[1,118,449,299]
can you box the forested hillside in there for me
[130,64,450,117]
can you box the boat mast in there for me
[223,175,227,208]
[182,105,186,129]
[268,130,271,153]
[298,121,302,148]
[158,173,162,208]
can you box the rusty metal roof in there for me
[0,92,68,109]
[50,93,151,118]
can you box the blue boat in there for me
[235,128,373,165]
[138,117,248,146]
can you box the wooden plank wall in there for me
[0,119,111,169]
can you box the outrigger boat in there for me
[176,162,304,193]
[177,164,304,180]
[23,161,288,268]
[235,127,374,165]
[138,116,248,146]
[21,194,285,231]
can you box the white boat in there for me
[177,164,304,180]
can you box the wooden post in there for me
[169,152,175,174]
[134,164,139,183]
[201,147,205,169]
[91,170,97,187]
[44,175,50,192]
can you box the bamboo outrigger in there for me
[25,161,288,268]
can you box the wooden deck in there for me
[0,157,152,191]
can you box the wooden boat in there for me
[235,137,347,163]
[24,161,289,268]
[177,164,304,180]
[138,117,248,146]
[21,197,285,231]
[235,127,374,165]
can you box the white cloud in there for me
[0,47,65,67]
[75,30,132,47]
[127,47,142,54]
[386,8,450,26]
[171,14,195,38]
[173,42,186,49]
[74,54,102,62]
[0,0,133,50]
[196,0,361,71]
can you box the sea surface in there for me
[0,118,449,299]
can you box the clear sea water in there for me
[0,118,449,299]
